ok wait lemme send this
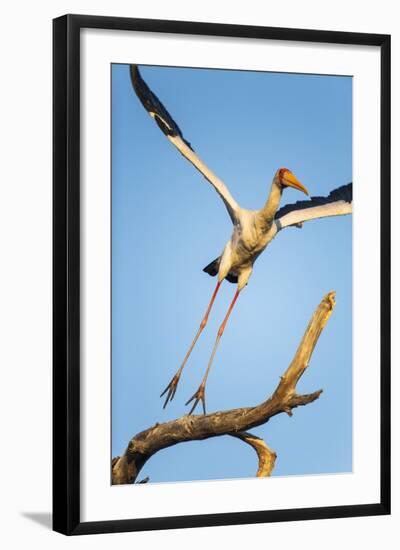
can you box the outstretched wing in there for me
[130,65,240,223]
[274,183,352,230]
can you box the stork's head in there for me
[276,167,309,196]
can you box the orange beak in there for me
[282,171,309,196]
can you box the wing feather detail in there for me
[130,65,239,222]
[275,183,352,230]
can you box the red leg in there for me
[160,281,222,408]
[186,288,241,414]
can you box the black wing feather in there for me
[203,257,238,284]
[130,65,193,150]
[275,183,352,220]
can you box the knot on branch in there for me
[284,407,293,417]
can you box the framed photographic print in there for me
[53,14,390,535]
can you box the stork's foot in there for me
[185,382,207,415]
[160,369,182,409]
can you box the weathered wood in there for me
[231,432,277,477]
[112,291,336,484]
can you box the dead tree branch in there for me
[230,432,277,477]
[112,291,336,484]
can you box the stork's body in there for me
[205,185,283,290]
[129,64,353,414]
[215,211,274,290]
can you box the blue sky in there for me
[111,64,352,483]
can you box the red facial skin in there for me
[278,167,290,185]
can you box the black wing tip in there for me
[275,182,352,220]
[129,63,194,151]
[129,64,141,90]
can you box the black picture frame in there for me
[53,14,391,535]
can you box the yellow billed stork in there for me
[129,65,352,414]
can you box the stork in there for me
[129,65,352,415]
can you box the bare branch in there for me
[273,290,336,402]
[231,432,277,477]
[112,291,336,485]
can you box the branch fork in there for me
[112,292,336,484]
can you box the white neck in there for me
[259,178,283,224]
